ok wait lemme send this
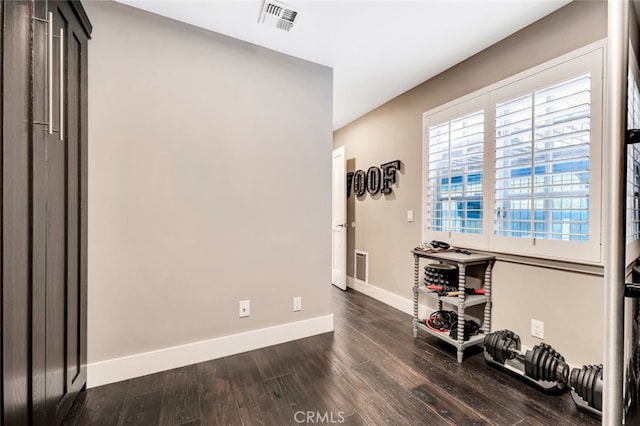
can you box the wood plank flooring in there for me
[63,287,599,425]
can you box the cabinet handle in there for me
[59,27,64,142]
[48,12,53,136]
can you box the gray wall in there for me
[84,1,333,364]
[334,0,606,365]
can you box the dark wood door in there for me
[53,2,89,423]
[30,1,90,424]
[1,1,89,423]
[2,1,34,424]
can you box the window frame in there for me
[422,43,604,264]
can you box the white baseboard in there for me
[346,276,432,319]
[87,314,334,388]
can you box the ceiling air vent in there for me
[258,0,299,32]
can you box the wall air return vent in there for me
[355,250,369,284]
[258,0,299,32]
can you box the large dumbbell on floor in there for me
[484,329,569,392]
[524,343,569,389]
[484,329,520,364]
[569,364,603,419]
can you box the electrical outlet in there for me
[293,296,302,312]
[531,319,544,339]
[239,300,250,318]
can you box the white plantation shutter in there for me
[426,110,484,234]
[427,122,449,232]
[494,74,591,242]
[495,94,533,238]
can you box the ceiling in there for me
[115,0,572,130]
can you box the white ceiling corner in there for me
[114,0,572,130]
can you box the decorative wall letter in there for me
[347,160,402,198]
[353,170,367,197]
[366,166,381,195]
[380,160,400,194]
[346,172,354,197]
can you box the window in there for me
[426,110,484,234]
[423,46,603,263]
[495,74,591,242]
[627,65,640,243]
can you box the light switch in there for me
[407,210,414,222]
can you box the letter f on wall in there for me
[380,160,401,194]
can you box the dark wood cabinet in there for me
[1,1,91,424]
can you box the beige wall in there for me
[334,0,606,365]
[84,1,332,363]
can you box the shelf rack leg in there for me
[456,263,466,363]
[413,254,419,338]
[483,260,493,333]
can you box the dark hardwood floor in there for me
[63,287,598,425]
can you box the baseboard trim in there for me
[346,276,431,319]
[87,314,334,388]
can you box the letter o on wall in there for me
[367,166,381,195]
[353,170,367,197]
